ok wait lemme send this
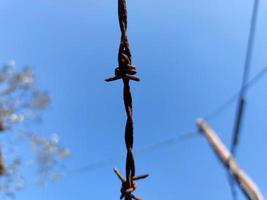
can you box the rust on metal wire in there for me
[105,0,148,199]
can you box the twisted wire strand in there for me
[106,0,148,199]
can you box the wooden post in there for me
[197,118,264,200]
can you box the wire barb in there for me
[106,0,148,199]
[114,168,148,200]
[105,0,140,83]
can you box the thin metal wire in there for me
[230,1,260,199]
[105,0,148,199]
[68,131,198,176]
[231,0,259,158]
[204,66,267,121]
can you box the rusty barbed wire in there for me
[105,0,148,199]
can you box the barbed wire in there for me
[66,3,266,197]
[105,0,148,199]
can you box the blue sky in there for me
[0,0,267,199]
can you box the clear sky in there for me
[0,0,267,199]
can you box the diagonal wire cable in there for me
[231,0,260,156]
[229,1,260,200]
[204,65,267,120]
[68,130,198,176]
